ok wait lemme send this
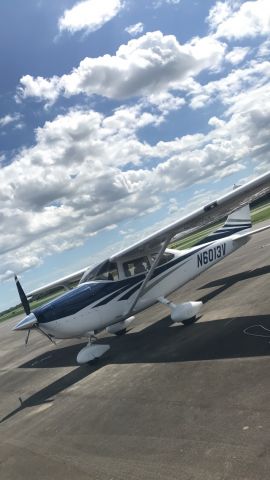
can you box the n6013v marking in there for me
[197,244,226,267]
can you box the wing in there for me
[26,171,270,300]
[27,267,88,297]
[110,171,270,261]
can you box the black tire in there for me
[181,315,197,326]
[115,328,127,336]
[86,357,99,365]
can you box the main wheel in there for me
[86,357,99,365]
[115,328,127,336]
[181,315,197,326]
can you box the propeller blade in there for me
[14,275,31,315]
[37,326,56,345]
[25,329,31,346]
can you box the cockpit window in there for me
[123,256,150,277]
[151,252,174,266]
[80,260,119,283]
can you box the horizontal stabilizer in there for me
[232,224,270,240]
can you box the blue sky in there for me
[1,0,270,310]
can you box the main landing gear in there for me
[181,315,197,326]
[158,297,202,325]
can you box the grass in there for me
[0,290,66,322]
[1,201,270,322]
[172,202,270,251]
[251,205,270,223]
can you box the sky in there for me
[0,0,270,310]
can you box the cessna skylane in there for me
[14,171,270,364]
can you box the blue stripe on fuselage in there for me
[33,277,142,324]
[33,244,210,324]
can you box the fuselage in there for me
[24,234,249,339]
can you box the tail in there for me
[195,204,252,245]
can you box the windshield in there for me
[80,260,119,283]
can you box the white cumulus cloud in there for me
[58,0,123,34]
[207,1,236,30]
[0,113,22,128]
[2,74,270,281]
[125,22,144,37]
[154,0,181,6]
[189,59,270,109]
[18,31,226,105]
[225,46,250,65]
[210,0,270,39]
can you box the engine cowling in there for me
[170,301,202,323]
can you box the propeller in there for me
[14,274,32,345]
[14,274,56,346]
[36,325,56,345]
[25,328,31,345]
[14,275,30,315]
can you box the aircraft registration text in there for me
[197,244,226,268]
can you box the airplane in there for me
[13,171,270,364]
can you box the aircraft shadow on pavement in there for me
[198,264,270,304]
[2,264,270,424]
[2,313,269,424]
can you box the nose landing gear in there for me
[77,336,110,364]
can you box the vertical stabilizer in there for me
[223,204,251,229]
[195,204,252,245]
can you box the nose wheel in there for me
[77,336,110,364]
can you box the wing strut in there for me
[125,235,172,317]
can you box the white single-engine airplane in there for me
[14,171,270,364]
